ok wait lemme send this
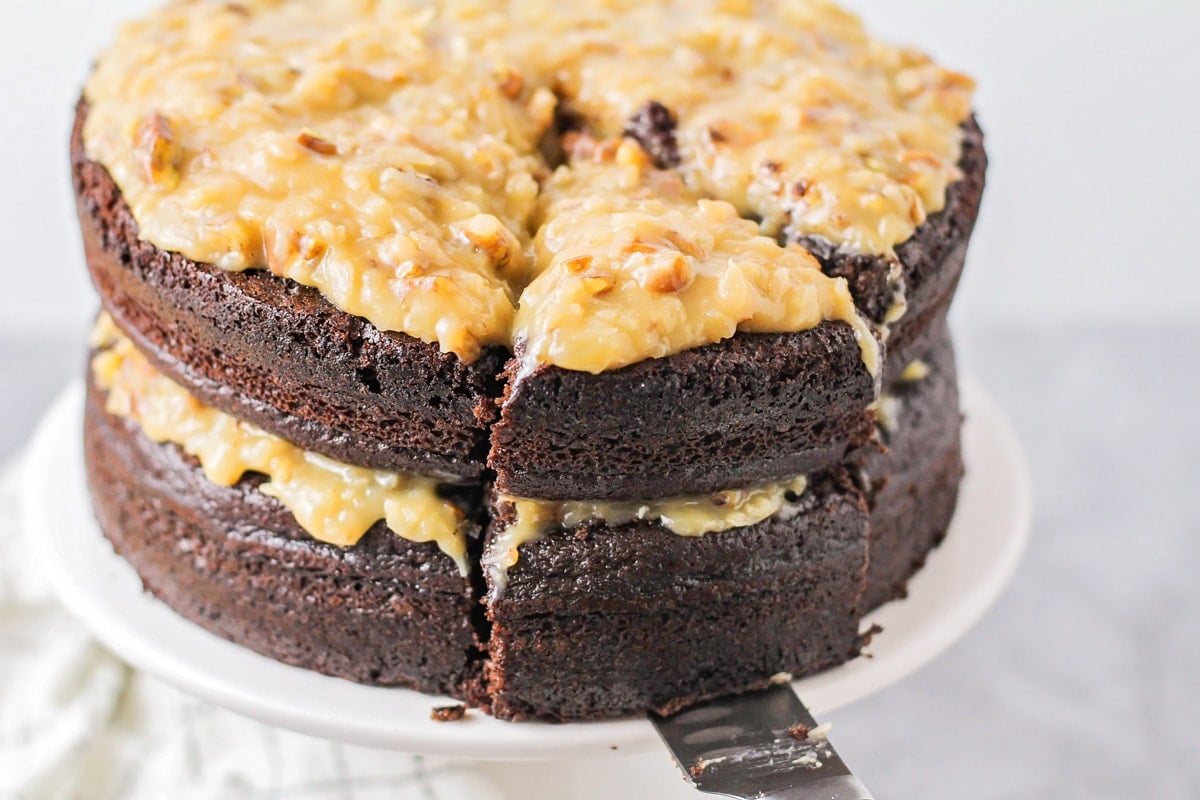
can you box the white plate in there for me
[22,377,1031,761]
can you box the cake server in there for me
[651,684,874,799]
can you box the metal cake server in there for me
[651,684,874,799]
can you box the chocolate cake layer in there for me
[491,324,876,501]
[862,316,964,610]
[481,471,870,721]
[73,102,505,482]
[74,99,985,499]
[84,376,485,697]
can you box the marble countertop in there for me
[3,320,1197,799]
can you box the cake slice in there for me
[481,472,870,721]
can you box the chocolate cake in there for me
[73,0,986,721]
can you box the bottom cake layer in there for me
[83,319,962,721]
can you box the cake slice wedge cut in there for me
[480,471,870,721]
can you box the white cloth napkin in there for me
[0,460,505,800]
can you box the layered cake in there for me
[75,0,986,721]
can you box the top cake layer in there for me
[83,0,971,370]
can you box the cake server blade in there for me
[650,684,874,799]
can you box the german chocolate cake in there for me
[75,0,986,721]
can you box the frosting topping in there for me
[83,0,972,369]
[90,316,470,574]
[516,139,877,373]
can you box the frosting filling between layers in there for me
[81,0,972,371]
[486,476,810,593]
[90,315,470,575]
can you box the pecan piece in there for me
[563,254,594,273]
[644,255,694,294]
[580,273,616,296]
[463,214,521,272]
[498,69,525,100]
[297,131,338,156]
[134,112,183,190]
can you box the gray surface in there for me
[0,340,82,461]
[2,323,1197,798]
[831,322,1200,798]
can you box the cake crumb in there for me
[860,622,884,651]
[788,723,809,741]
[430,704,468,722]
[807,722,832,742]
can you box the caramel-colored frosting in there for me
[90,316,469,574]
[516,140,876,373]
[83,0,971,370]
[486,476,809,590]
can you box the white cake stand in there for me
[22,377,1031,761]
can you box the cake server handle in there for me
[650,683,874,799]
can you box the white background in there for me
[0,1,1198,344]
